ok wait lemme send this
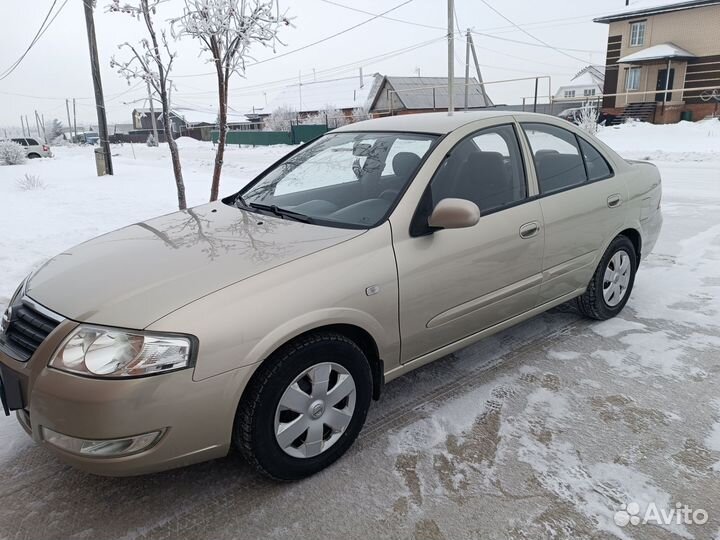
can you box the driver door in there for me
[390,123,544,363]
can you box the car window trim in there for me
[409,123,531,237]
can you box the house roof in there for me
[594,0,720,23]
[133,107,252,126]
[372,76,493,111]
[571,65,604,86]
[618,42,696,63]
[266,74,381,114]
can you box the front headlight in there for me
[50,325,195,378]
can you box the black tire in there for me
[234,332,373,481]
[576,235,637,320]
[27,153,41,159]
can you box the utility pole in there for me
[20,116,26,137]
[65,99,73,142]
[464,30,471,111]
[72,98,78,141]
[447,0,454,115]
[41,114,47,143]
[83,0,113,174]
[467,33,492,107]
[34,111,42,139]
[146,81,159,146]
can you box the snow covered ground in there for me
[0,119,719,539]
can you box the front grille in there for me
[1,300,61,361]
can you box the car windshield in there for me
[237,131,438,228]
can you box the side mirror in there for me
[428,198,480,230]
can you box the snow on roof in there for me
[594,0,720,22]
[266,74,380,114]
[381,76,493,110]
[618,43,696,63]
[132,106,252,126]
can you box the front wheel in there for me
[234,332,372,481]
[576,235,637,320]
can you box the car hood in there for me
[27,202,363,328]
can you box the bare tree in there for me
[109,0,188,210]
[173,0,290,202]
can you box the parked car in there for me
[557,107,583,123]
[9,137,53,159]
[0,112,662,480]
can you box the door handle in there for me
[607,194,623,208]
[519,221,540,239]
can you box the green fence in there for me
[211,124,329,146]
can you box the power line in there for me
[0,0,69,81]
[319,0,604,54]
[174,0,415,79]
[178,36,446,98]
[477,0,590,64]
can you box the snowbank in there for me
[596,118,720,162]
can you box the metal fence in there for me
[211,123,330,146]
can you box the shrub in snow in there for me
[577,103,599,135]
[16,173,45,191]
[146,134,157,147]
[0,141,27,165]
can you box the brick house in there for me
[594,0,720,123]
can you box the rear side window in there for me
[578,138,612,181]
[25,138,38,146]
[522,123,586,194]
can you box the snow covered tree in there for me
[49,118,64,141]
[577,102,599,135]
[172,0,290,202]
[263,105,295,132]
[108,0,188,210]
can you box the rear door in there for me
[519,121,627,303]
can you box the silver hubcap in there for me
[274,362,356,458]
[603,250,631,307]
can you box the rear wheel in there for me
[576,235,637,320]
[27,153,41,159]
[235,332,372,481]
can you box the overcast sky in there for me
[0,0,642,129]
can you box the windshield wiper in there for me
[248,202,314,223]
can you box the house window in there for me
[583,89,596,96]
[626,67,641,91]
[630,21,646,47]
[564,90,576,98]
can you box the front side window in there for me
[428,124,527,215]
[630,21,646,46]
[239,132,438,228]
[522,123,587,194]
[626,67,641,91]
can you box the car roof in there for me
[332,111,511,135]
[333,110,557,135]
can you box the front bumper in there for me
[0,316,255,476]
